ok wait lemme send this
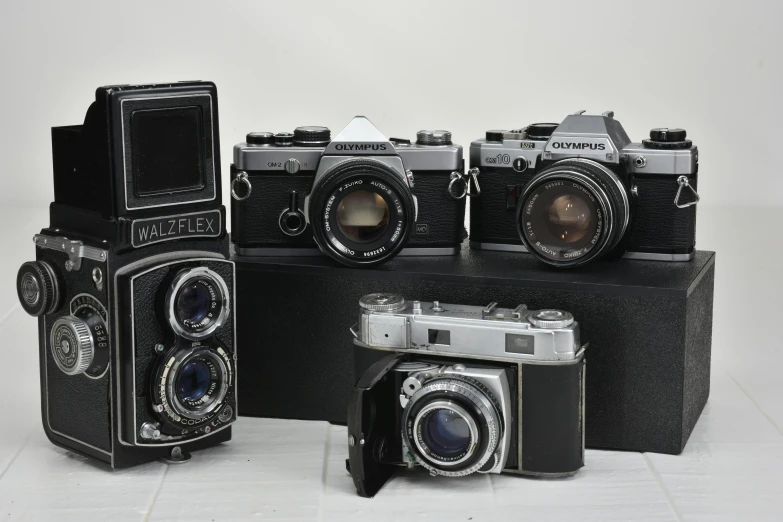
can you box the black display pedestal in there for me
[233,243,715,455]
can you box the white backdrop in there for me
[0,0,780,211]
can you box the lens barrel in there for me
[517,159,630,267]
[308,158,416,267]
[165,267,230,340]
[402,377,503,477]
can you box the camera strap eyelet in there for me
[231,172,252,201]
[674,175,699,208]
[447,169,482,200]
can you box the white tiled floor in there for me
[0,203,781,521]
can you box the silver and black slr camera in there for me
[347,294,586,497]
[16,82,237,468]
[230,116,468,267]
[468,111,700,267]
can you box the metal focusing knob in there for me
[17,261,59,317]
[50,316,94,375]
[416,130,452,146]
[528,309,575,329]
[359,293,407,312]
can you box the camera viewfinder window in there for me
[428,329,451,345]
[132,107,205,197]
[505,334,535,355]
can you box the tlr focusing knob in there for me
[17,261,59,317]
[50,316,94,375]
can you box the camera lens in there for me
[421,409,472,458]
[166,267,230,340]
[177,360,212,402]
[176,282,212,326]
[308,158,416,267]
[155,347,233,423]
[403,377,503,477]
[336,190,390,243]
[518,159,629,267]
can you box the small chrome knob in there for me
[140,422,161,440]
[416,130,452,146]
[359,293,407,312]
[50,316,93,375]
[528,310,575,329]
[284,158,301,174]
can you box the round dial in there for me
[528,309,575,329]
[50,316,94,375]
[643,128,692,150]
[17,261,59,317]
[274,132,294,147]
[417,130,452,146]
[246,132,274,145]
[293,126,331,146]
[359,293,407,312]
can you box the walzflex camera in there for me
[468,111,700,267]
[15,82,237,468]
[347,294,585,497]
[230,116,468,267]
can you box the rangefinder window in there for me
[132,107,205,197]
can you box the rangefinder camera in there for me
[16,81,237,468]
[230,116,468,267]
[347,293,586,497]
[469,111,700,267]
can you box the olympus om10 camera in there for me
[15,82,237,468]
[468,111,700,267]
[230,116,468,267]
[347,294,585,497]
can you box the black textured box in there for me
[234,244,715,455]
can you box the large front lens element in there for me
[518,159,629,267]
[422,409,472,458]
[166,267,230,340]
[546,194,593,244]
[177,360,212,402]
[176,282,212,326]
[336,190,390,243]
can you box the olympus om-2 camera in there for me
[230,116,468,267]
[468,111,700,267]
[15,82,237,468]
[347,294,585,497]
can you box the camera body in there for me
[469,111,700,267]
[347,294,585,497]
[230,116,467,267]
[16,82,237,468]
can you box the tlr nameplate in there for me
[131,210,222,247]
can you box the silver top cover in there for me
[353,295,584,364]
